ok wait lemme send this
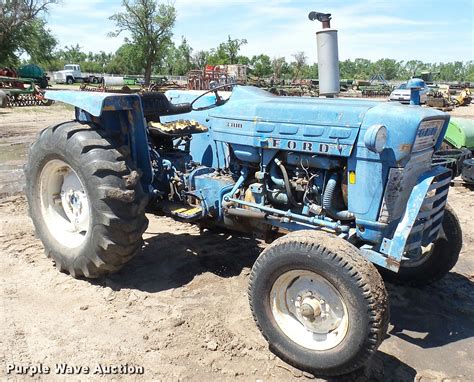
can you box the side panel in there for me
[211,117,358,158]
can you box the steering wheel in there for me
[190,83,238,111]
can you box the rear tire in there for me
[381,204,462,286]
[249,230,389,377]
[25,121,149,278]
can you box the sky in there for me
[45,0,474,63]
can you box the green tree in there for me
[302,63,318,79]
[207,35,247,65]
[165,36,193,75]
[236,55,251,66]
[107,43,143,74]
[192,50,210,69]
[250,54,272,77]
[373,58,400,80]
[465,61,474,82]
[0,0,57,67]
[438,61,466,81]
[291,51,307,79]
[57,44,88,63]
[339,59,356,79]
[222,35,247,64]
[109,0,176,85]
[271,57,289,79]
[353,58,372,79]
[403,60,425,77]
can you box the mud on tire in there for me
[24,121,149,278]
[248,230,389,377]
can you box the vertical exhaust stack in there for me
[309,12,340,96]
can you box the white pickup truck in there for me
[53,64,103,85]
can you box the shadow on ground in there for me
[88,229,473,380]
[105,229,261,293]
[387,272,474,348]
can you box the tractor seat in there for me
[140,92,192,120]
[148,120,208,137]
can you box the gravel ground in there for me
[0,101,473,381]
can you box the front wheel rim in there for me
[270,270,349,351]
[39,159,90,249]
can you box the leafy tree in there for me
[302,63,318,79]
[271,57,289,79]
[207,35,247,65]
[250,54,272,77]
[207,46,228,65]
[107,43,143,74]
[109,0,176,85]
[353,58,372,79]
[221,35,247,64]
[56,44,88,63]
[339,59,356,79]
[164,36,193,75]
[437,61,466,81]
[236,55,251,66]
[403,60,425,77]
[291,51,307,79]
[373,58,399,80]
[465,61,474,82]
[0,0,57,66]
[192,50,210,69]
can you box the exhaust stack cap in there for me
[308,12,332,28]
[309,11,340,96]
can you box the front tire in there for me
[25,121,149,278]
[249,230,389,377]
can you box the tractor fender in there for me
[44,90,153,188]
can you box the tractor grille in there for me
[404,169,451,252]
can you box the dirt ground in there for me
[1,101,473,381]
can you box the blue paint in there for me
[380,166,451,261]
[45,90,153,188]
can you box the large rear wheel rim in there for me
[270,270,349,351]
[39,159,90,249]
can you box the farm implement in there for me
[0,76,53,107]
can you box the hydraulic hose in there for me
[274,158,300,208]
[322,173,354,221]
[269,164,285,188]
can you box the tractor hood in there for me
[207,86,448,159]
[209,86,379,128]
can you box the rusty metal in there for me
[79,79,185,94]
[187,66,238,91]
[308,11,332,28]
[0,76,53,107]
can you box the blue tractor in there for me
[24,13,462,377]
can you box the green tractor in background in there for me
[17,64,49,88]
[436,117,474,184]
[444,118,474,150]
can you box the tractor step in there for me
[162,203,203,220]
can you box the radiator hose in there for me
[274,158,300,207]
[323,173,354,221]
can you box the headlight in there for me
[364,124,387,153]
